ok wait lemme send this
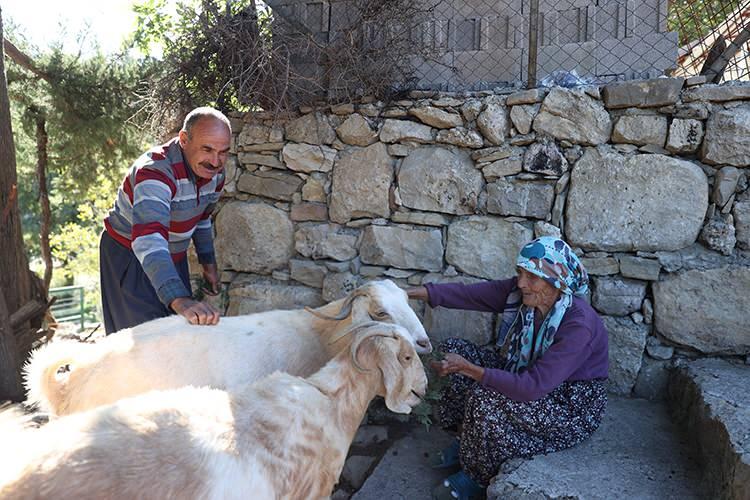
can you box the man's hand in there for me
[430,353,485,382]
[405,286,429,302]
[170,297,220,325]
[201,263,220,296]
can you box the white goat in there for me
[25,279,431,417]
[1,322,427,500]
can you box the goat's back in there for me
[26,311,330,415]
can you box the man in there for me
[100,107,231,334]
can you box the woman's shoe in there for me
[431,470,484,500]
[429,438,460,469]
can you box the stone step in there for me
[353,397,704,499]
[486,396,706,499]
[668,358,750,500]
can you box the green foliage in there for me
[414,349,448,430]
[668,0,742,46]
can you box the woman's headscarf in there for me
[497,237,589,373]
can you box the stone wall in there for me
[206,77,750,397]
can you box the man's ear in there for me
[178,129,189,147]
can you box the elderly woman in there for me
[407,237,608,500]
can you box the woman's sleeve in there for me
[480,316,594,401]
[424,278,516,313]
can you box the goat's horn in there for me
[305,286,369,321]
[350,323,399,372]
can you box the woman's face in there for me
[516,268,561,310]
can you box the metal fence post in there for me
[527,0,540,89]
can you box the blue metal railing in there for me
[49,285,85,331]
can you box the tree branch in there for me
[3,37,49,81]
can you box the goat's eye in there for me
[404,356,412,361]
[371,310,390,320]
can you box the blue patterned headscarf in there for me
[496,237,589,373]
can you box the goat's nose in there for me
[417,339,433,353]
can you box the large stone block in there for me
[423,276,496,346]
[533,88,612,146]
[236,170,303,201]
[226,275,323,315]
[486,179,555,219]
[360,225,443,272]
[734,200,750,249]
[611,115,667,146]
[477,96,509,145]
[289,259,327,288]
[602,78,684,109]
[281,143,336,173]
[436,127,484,149]
[604,316,649,395]
[379,119,433,144]
[591,277,646,316]
[285,112,336,145]
[336,114,378,146]
[398,147,483,215]
[701,105,750,166]
[566,148,708,252]
[653,266,750,354]
[522,138,568,176]
[666,118,704,154]
[510,103,540,135]
[215,202,294,274]
[446,216,532,280]
[329,142,393,223]
[294,223,358,261]
[681,82,750,102]
[408,106,463,129]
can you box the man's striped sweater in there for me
[104,138,225,306]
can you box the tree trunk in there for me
[36,116,52,290]
[0,7,31,401]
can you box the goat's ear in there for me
[377,337,412,414]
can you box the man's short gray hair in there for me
[182,107,231,137]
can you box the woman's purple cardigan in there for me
[424,278,609,402]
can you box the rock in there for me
[301,173,328,202]
[604,315,649,394]
[290,202,328,222]
[237,152,284,169]
[591,277,646,316]
[423,276,496,346]
[330,103,355,114]
[487,397,704,499]
[215,202,293,274]
[236,170,303,201]
[379,119,433,143]
[295,223,358,261]
[522,138,568,176]
[510,103,540,135]
[666,118,704,154]
[487,179,555,219]
[533,88,612,145]
[281,143,336,173]
[646,337,674,360]
[408,106,463,129]
[289,259,327,288]
[336,114,378,146]
[387,144,411,157]
[329,143,393,223]
[238,123,282,145]
[391,211,449,226]
[460,99,483,122]
[481,156,523,180]
[602,78,684,109]
[654,266,750,354]
[734,200,750,249]
[471,145,523,163]
[446,216,532,279]
[611,115,668,146]
[581,257,619,275]
[398,147,483,215]
[701,105,750,166]
[322,271,359,302]
[285,112,336,145]
[633,357,670,400]
[566,148,708,252]
[713,166,741,208]
[533,221,562,239]
[506,88,547,105]
[681,82,750,102]
[618,255,661,280]
[477,95,509,145]
[226,275,323,314]
[700,215,736,256]
[360,225,443,272]
[668,358,750,499]
[435,127,484,148]
[643,298,654,324]
[510,133,536,146]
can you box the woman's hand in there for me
[430,353,485,382]
[405,286,429,302]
